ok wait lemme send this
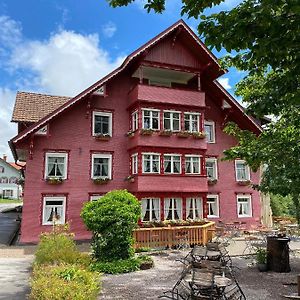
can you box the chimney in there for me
[3,154,7,162]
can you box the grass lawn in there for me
[0,198,23,204]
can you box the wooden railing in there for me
[133,221,215,249]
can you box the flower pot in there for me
[257,263,268,272]
[95,135,110,141]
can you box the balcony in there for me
[127,175,208,193]
[128,84,205,108]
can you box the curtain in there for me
[142,199,149,221]
[175,198,182,220]
[152,199,159,220]
[164,160,171,172]
[165,199,172,220]
[153,158,159,172]
[174,160,180,173]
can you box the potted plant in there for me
[192,131,206,139]
[177,131,190,138]
[255,248,268,272]
[124,175,135,183]
[46,177,64,184]
[93,177,110,184]
[208,178,218,185]
[159,130,172,136]
[140,128,154,135]
[237,180,251,186]
[94,133,110,141]
[126,130,135,138]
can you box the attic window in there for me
[35,125,48,136]
[94,85,106,96]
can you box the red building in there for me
[9,20,262,244]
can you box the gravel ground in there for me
[98,250,300,300]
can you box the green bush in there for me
[30,264,100,300]
[91,255,153,274]
[270,194,295,217]
[35,225,91,266]
[135,247,151,253]
[81,190,141,261]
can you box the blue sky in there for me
[0,0,244,160]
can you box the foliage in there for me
[135,247,151,253]
[255,248,267,265]
[81,190,141,261]
[270,194,295,217]
[35,225,91,266]
[0,198,23,204]
[91,255,153,274]
[30,264,100,300]
[106,1,300,222]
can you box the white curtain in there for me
[175,198,182,220]
[152,199,160,220]
[141,199,148,221]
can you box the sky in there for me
[0,0,244,161]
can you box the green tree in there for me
[107,0,300,222]
[81,190,141,261]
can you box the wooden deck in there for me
[133,222,215,249]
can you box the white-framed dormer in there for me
[92,111,112,137]
[204,121,215,143]
[236,194,252,217]
[44,152,68,180]
[42,196,66,225]
[91,153,112,179]
[235,159,250,181]
[205,157,218,180]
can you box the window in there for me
[164,154,181,174]
[91,154,112,179]
[35,125,48,136]
[131,110,138,131]
[42,196,66,225]
[164,198,182,220]
[45,153,67,179]
[0,166,4,173]
[207,195,219,218]
[90,195,104,201]
[3,190,13,198]
[141,198,160,221]
[237,195,252,217]
[186,198,203,220]
[0,177,8,183]
[9,177,18,184]
[206,158,218,180]
[93,111,112,136]
[163,111,180,131]
[131,154,138,175]
[204,121,215,143]
[142,109,160,130]
[185,155,201,174]
[235,160,250,181]
[142,153,160,174]
[184,113,200,132]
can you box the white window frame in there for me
[3,190,13,198]
[163,110,181,131]
[142,108,160,130]
[184,112,200,132]
[131,110,138,131]
[185,155,201,175]
[91,153,112,179]
[141,198,161,222]
[237,194,252,218]
[131,153,138,175]
[207,195,219,218]
[45,152,68,180]
[35,125,48,136]
[142,153,160,174]
[164,198,183,220]
[92,111,112,137]
[204,121,215,143]
[90,195,104,201]
[164,154,181,174]
[42,196,66,225]
[186,197,203,220]
[205,158,218,180]
[235,160,250,181]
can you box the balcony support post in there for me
[139,67,143,84]
[197,73,201,91]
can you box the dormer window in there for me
[93,111,112,137]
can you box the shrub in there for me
[81,190,141,261]
[30,264,100,300]
[91,255,153,274]
[35,225,90,266]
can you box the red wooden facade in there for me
[10,20,262,244]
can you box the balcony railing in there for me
[128,84,205,107]
[133,221,215,249]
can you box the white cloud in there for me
[0,88,17,161]
[217,77,232,90]
[102,21,117,38]
[0,15,126,160]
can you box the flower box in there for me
[94,134,110,141]
[159,130,172,136]
[46,177,64,185]
[126,131,135,138]
[124,175,135,183]
[93,178,110,185]
[208,178,218,185]
[140,129,154,136]
[192,131,206,139]
[176,131,190,138]
[237,180,251,186]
